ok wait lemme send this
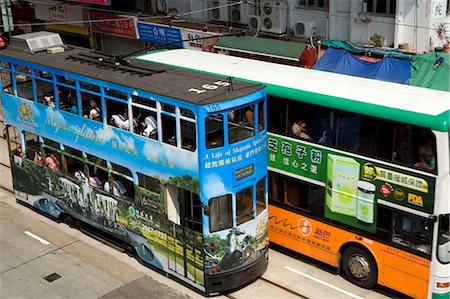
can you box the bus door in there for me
[166,185,204,285]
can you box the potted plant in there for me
[436,23,450,53]
[370,34,386,48]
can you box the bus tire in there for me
[341,247,377,289]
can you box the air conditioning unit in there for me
[248,15,261,31]
[294,21,316,37]
[260,0,287,34]
[229,0,253,24]
[207,0,229,22]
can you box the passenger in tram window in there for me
[111,111,135,130]
[69,98,78,114]
[44,152,60,171]
[245,105,254,124]
[104,179,127,197]
[87,99,101,121]
[141,115,157,138]
[74,169,86,182]
[34,152,42,165]
[88,176,101,187]
[44,94,56,108]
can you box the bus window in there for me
[267,96,287,134]
[133,106,158,140]
[14,65,33,101]
[205,114,223,149]
[392,212,432,255]
[24,132,41,163]
[81,92,102,122]
[228,104,255,144]
[138,173,160,194]
[256,178,266,215]
[181,118,196,151]
[437,214,450,264]
[107,99,131,131]
[208,194,232,232]
[162,114,176,146]
[236,186,254,225]
[257,100,265,132]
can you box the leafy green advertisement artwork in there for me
[268,134,435,233]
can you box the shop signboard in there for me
[268,133,435,234]
[69,0,111,5]
[136,22,183,48]
[89,11,137,39]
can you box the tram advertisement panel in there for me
[267,133,435,233]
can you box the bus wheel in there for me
[341,247,377,289]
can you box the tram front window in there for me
[206,114,224,149]
[209,194,232,232]
[228,104,255,144]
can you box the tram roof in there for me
[137,49,450,132]
[0,47,264,106]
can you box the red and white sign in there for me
[88,11,138,39]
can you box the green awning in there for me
[410,52,450,92]
[215,36,307,61]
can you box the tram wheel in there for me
[341,247,377,289]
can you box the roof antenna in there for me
[228,76,234,92]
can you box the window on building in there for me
[365,0,396,15]
[236,186,254,225]
[298,0,326,10]
[209,194,232,233]
[206,114,224,149]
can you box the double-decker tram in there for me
[0,32,269,294]
[141,49,450,299]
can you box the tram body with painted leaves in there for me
[0,32,268,294]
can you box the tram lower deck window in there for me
[208,194,232,232]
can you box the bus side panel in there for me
[268,204,430,299]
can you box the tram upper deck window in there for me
[56,75,75,86]
[81,91,102,122]
[107,98,131,131]
[180,108,196,152]
[228,104,255,144]
[0,62,12,94]
[57,84,77,114]
[209,194,232,233]
[161,103,177,146]
[206,114,224,149]
[105,88,128,101]
[35,77,55,106]
[132,96,156,109]
[79,81,100,93]
[13,65,33,101]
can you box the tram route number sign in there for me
[236,164,254,181]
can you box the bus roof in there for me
[137,49,450,132]
[0,47,263,106]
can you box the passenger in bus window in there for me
[292,120,312,140]
[415,135,436,171]
[141,115,157,138]
[44,94,56,108]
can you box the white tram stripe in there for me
[24,231,50,245]
[284,266,365,299]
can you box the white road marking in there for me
[285,266,365,299]
[24,231,50,245]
